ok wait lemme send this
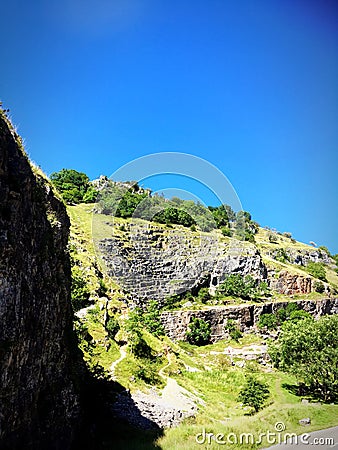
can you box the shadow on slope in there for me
[73,371,163,450]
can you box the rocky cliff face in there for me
[0,113,82,449]
[99,223,267,306]
[161,298,338,342]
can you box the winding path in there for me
[109,345,127,380]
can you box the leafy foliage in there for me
[225,319,242,341]
[306,262,327,281]
[105,316,120,340]
[314,281,325,293]
[71,266,91,311]
[258,304,312,330]
[269,315,338,402]
[142,300,165,337]
[238,375,270,413]
[216,274,261,300]
[50,168,97,204]
[257,313,277,330]
[186,317,211,346]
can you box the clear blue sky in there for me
[1,0,337,253]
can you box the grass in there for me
[156,368,338,450]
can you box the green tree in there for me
[50,168,96,204]
[269,315,338,402]
[116,190,148,218]
[208,205,229,228]
[238,375,270,413]
[186,317,211,346]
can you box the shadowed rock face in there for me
[0,114,82,449]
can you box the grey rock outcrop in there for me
[0,113,82,449]
[98,223,267,306]
[160,298,338,342]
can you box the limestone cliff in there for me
[98,222,267,306]
[0,112,82,449]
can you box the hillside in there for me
[66,198,338,449]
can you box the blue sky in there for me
[1,0,337,253]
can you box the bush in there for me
[268,233,278,243]
[134,364,159,385]
[274,248,289,263]
[307,262,327,281]
[71,267,91,312]
[197,287,211,304]
[314,281,325,293]
[257,313,277,330]
[283,232,292,239]
[318,246,331,257]
[220,226,232,237]
[186,317,211,346]
[129,332,152,359]
[225,319,242,341]
[217,274,256,300]
[276,302,298,323]
[238,375,270,413]
[143,300,165,337]
[105,316,120,340]
[288,310,313,322]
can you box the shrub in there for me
[143,300,165,337]
[318,246,331,257]
[71,267,91,312]
[129,332,152,359]
[307,262,327,281]
[197,287,211,304]
[257,313,277,330]
[283,232,292,239]
[238,375,270,413]
[268,233,278,243]
[186,317,211,346]
[105,316,120,340]
[276,302,298,323]
[288,310,313,322]
[314,281,325,293]
[274,248,289,263]
[220,226,232,237]
[217,274,256,300]
[225,319,242,341]
[134,364,159,385]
